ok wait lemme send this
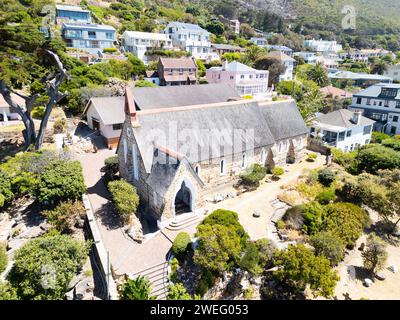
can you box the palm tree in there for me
[306,62,330,87]
[371,61,388,75]
[118,275,156,300]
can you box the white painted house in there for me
[310,109,375,152]
[83,96,125,149]
[164,22,218,61]
[0,93,22,122]
[122,31,173,64]
[384,64,400,82]
[267,51,295,82]
[304,39,343,53]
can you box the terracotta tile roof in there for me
[320,86,353,99]
[159,57,196,69]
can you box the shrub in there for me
[172,232,191,261]
[134,80,156,87]
[357,145,400,174]
[0,281,19,300]
[382,137,400,151]
[273,244,339,298]
[108,179,139,224]
[11,171,38,197]
[43,200,86,233]
[200,209,249,246]
[31,106,45,119]
[104,156,119,176]
[240,164,266,189]
[271,167,284,178]
[362,233,388,273]
[0,242,7,274]
[371,131,390,143]
[0,169,13,207]
[194,224,242,274]
[331,148,358,172]
[239,241,263,276]
[37,161,86,205]
[7,234,89,300]
[167,282,192,300]
[196,269,215,297]
[103,47,118,53]
[53,118,67,134]
[323,203,370,248]
[315,188,336,205]
[310,231,345,266]
[118,275,156,300]
[169,258,179,282]
[276,220,286,230]
[307,153,317,162]
[317,168,336,187]
[302,202,325,235]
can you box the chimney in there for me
[352,110,362,125]
[124,86,140,128]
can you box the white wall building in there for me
[384,64,400,82]
[267,51,295,82]
[350,83,400,135]
[122,31,173,64]
[0,93,22,122]
[164,22,218,61]
[304,39,343,53]
[206,60,269,98]
[310,109,375,152]
[250,37,268,47]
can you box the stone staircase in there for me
[132,261,169,300]
[166,213,202,231]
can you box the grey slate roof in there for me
[86,96,125,125]
[132,99,307,173]
[315,109,375,129]
[353,83,400,99]
[259,100,309,141]
[132,84,240,110]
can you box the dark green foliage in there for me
[38,161,86,205]
[305,62,330,87]
[172,232,191,261]
[118,275,156,300]
[356,145,400,174]
[240,164,266,189]
[108,179,140,224]
[167,282,192,300]
[315,188,336,205]
[323,203,370,248]
[0,169,13,207]
[43,201,86,234]
[310,231,346,266]
[317,168,336,187]
[272,244,339,298]
[200,209,249,245]
[7,234,89,300]
[104,156,119,176]
[0,242,7,274]
[0,281,18,300]
[302,202,325,235]
[239,239,275,276]
[196,269,216,297]
[381,137,400,151]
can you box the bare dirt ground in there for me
[332,211,400,300]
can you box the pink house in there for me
[206,61,269,97]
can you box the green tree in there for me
[357,145,400,174]
[371,61,388,75]
[302,202,325,235]
[118,276,156,300]
[0,242,7,274]
[108,179,140,225]
[310,231,346,266]
[306,62,330,87]
[196,59,206,77]
[254,56,286,85]
[37,160,86,205]
[323,203,370,248]
[7,234,89,300]
[167,282,192,300]
[362,233,388,273]
[194,224,242,274]
[0,169,13,207]
[273,244,339,298]
[172,232,191,261]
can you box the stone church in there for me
[117,84,308,228]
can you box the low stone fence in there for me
[82,194,118,300]
[307,138,329,155]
